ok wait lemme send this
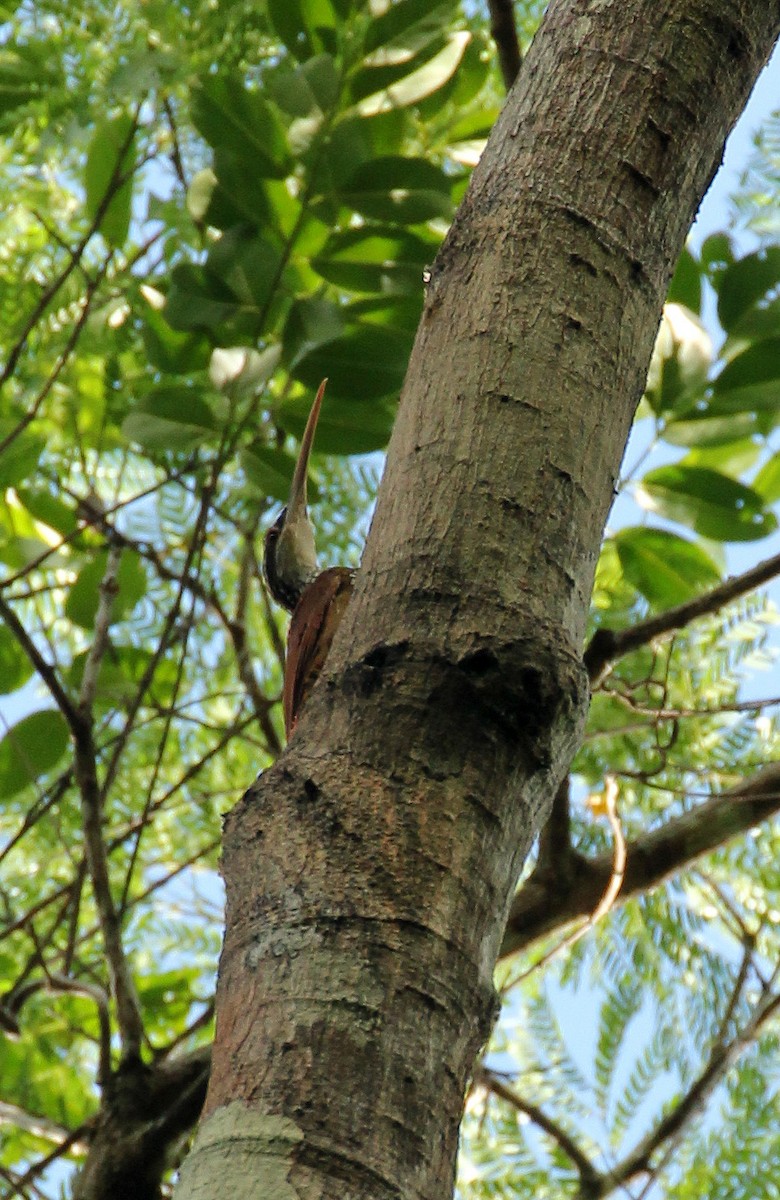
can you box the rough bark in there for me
[176,2,780,1198]
[73,1050,210,1200]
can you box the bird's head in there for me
[263,379,327,612]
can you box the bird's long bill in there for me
[287,378,327,521]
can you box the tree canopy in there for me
[0,1,778,1197]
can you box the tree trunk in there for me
[175,1,780,1197]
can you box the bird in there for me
[263,379,356,737]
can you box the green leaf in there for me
[272,54,340,116]
[0,710,69,800]
[311,226,436,293]
[316,117,372,189]
[15,488,77,537]
[338,156,452,223]
[278,392,395,454]
[210,345,281,393]
[0,499,51,571]
[0,428,45,488]
[355,30,471,115]
[614,528,721,608]
[284,297,346,367]
[364,0,458,54]
[65,551,147,630]
[683,439,763,477]
[0,624,34,694]
[186,167,217,221]
[164,264,241,334]
[717,247,780,333]
[448,107,499,142]
[122,387,217,452]
[292,323,410,400]
[712,339,780,412]
[722,296,780,343]
[638,465,777,542]
[346,294,423,332]
[668,247,701,314]
[299,53,340,111]
[418,27,491,116]
[268,0,337,60]
[84,112,136,248]
[140,304,211,375]
[241,445,298,501]
[67,645,178,707]
[663,409,763,448]
[753,454,780,504]
[206,228,284,312]
[699,232,734,279]
[0,44,61,124]
[209,148,277,228]
[192,75,289,177]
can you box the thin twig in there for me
[0,104,141,415]
[487,0,523,90]
[476,1066,599,1188]
[502,763,780,958]
[98,479,217,804]
[507,776,625,986]
[0,594,79,726]
[47,973,113,1088]
[0,1101,89,1156]
[119,587,198,915]
[12,1121,94,1192]
[600,989,780,1195]
[73,545,145,1058]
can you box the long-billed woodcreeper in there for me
[263,380,355,737]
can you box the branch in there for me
[487,0,523,90]
[0,1101,88,1156]
[0,714,243,947]
[506,776,626,984]
[0,595,79,725]
[592,985,780,1198]
[98,459,228,805]
[585,549,780,684]
[475,1066,600,1188]
[228,540,283,756]
[501,762,780,957]
[72,546,145,1059]
[0,106,140,414]
[537,775,572,871]
[0,772,73,870]
[9,969,113,1088]
[13,1122,93,1195]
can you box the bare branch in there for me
[0,594,79,727]
[475,1066,600,1188]
[118,590,198,914]
[0,772,73,869]
[78,544,121,711]
[0,106,140,413]
[487,0,523,90]
[502,762,780,957]
[596,988,780,1197]
[537,775,572,871]
[0,1100,88,1155]
[506,776,626,984]
[72,547,145,1059]
[13,1122,93,1194]
[585,549,780,684]
[228,540,283,756]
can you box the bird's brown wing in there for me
[283,567,355,738]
